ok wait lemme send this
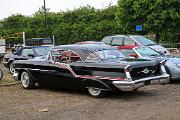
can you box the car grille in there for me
[130,65,161,80]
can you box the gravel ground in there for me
[0,64,180,120]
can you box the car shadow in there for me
[106,90,157,99]
[169,79,180,84]
[34,85,157,100]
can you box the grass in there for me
[0,73,19,85]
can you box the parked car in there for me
[101,35,170,55]
[3,46,50,74]
[119,45,180,81]
[0,39,6,60]
[12,44,169,97]
[75,41,105,45]
[0,69,3,80]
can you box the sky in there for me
[0,0,117,20]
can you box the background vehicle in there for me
[0,39,6,60]
[13,44,169,97]
[25,38,54,46]
[101,35,170,55]
[119,45,180,81]
[0,69,3,80]
[75,41,105,45]
[3,46,50,74]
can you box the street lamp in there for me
[43,0,47,36]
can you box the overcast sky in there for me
[0,0,117,20]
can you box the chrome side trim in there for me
[15,68,54,72]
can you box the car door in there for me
[34,50,73,88]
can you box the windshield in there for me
[133,36,156,46]
[135,47,161,57]
[86,49,124,61]
[34,47,50,56]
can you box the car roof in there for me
[104,35,143,38]
[75,41,104,45]
[27,46,49,48]
[51,44,116,61]
[127,35,143,37]
[106,35,126,37]
[52,44,115,51]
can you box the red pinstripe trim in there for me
[55,62,125,81]
[76,75,125,81]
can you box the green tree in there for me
[116,0,180,43]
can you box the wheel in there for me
[0,69,3,80]
[88,87,107,98]
[21,71,35,89]
[9,61,15,74]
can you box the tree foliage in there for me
[116,0,180,43]
[0,6,118,45]
[0,2,179,45]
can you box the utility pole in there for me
[22,32,25,46]
[44,0,47,36]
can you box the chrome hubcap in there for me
[21,72,29,88]
[88,88,101,96]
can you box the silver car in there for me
[119,46,180,81]
[102,35,170,55]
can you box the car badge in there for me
[141,68,150,74]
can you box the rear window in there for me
[102,37,112,44]
[111,37,123,46]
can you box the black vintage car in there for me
[13,44,169,97]
[3,46,50,73]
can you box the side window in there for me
[124,37,136,45]
[102,37,112,45]
[86,52,99,61]
[111,37,123,46]
[21,49,34,57]
[51,50,81,63]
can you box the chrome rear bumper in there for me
[112,74,170,91]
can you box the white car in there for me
[102,35,170,55]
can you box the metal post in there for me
[52,35,55,46]
[44,0,47,36]
[22,32,25,46]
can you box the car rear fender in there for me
[82,79,112,91]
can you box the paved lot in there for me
[0,64,180,120]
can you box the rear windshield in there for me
[86,49,124,61]
[133,36,156,46]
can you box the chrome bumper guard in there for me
[112,74,170,91]
[13,71,19,80]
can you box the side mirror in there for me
[129,54,138,58]
[28,54,35,58]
